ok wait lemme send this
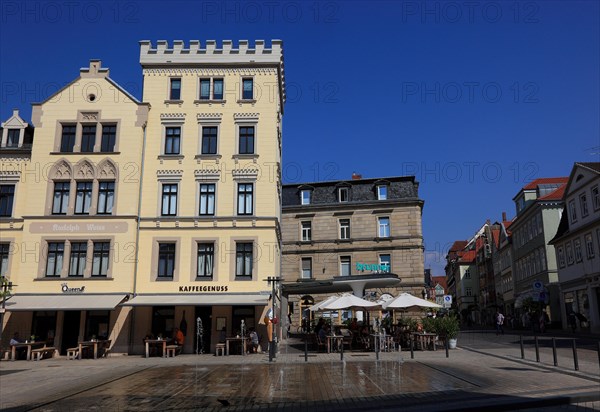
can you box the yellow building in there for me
[123,40,285,354]
[1,61,149,354]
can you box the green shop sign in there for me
[356,263,390,273]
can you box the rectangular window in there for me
[158,243,176,278]
[569,200,577,223]
[199,79,210,100]
[0,185,15,217]
[379,254,391,272]
[201,126,218,154]
[45,242,64,277]
[301,221,312,241]
[197,243,214,278]
[301,190,311,205]
[75,182,93,214]
[161,184,178,216]
[301,257,312,279]
[239,126,255,154]
[466,287,473,297]
[339,219,350,240]
[100,124,117,152]
[242,78,253,99]
[213,78,224,100]
[377,185,388,200]
[378,217,390,238]
[236,243,253,277]
[540,247,547,271]
[0,243,10,276]
[199,183,215,216]
[60,125,76,152]
[52,182,70,215]
[585,233,595,259]
[69,242,87,277]
[7,129,19,147]
[92,242,110,277]
[580,193,589,217]
[465,269,471,279]
[566,242,574,265]
[237,183,253,215]
[338,187,349,202]
[592,186,600,211]
[164,127,181,155]
[170,78,181,100]
[574,239,583,263]
[340,256,351,276]
[97,181,115,215]
[81,125,96,152]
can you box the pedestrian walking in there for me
[495,310,504,335]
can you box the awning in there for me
[122,294,269,306]
[4,294,127,311]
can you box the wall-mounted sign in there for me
[30,222,128,233]
[356,263,390,273]
[61,283,85,293]
[178,285,229,292]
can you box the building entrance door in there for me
[61,311,81,355]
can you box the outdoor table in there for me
[412,332,437,351]
[78,340,106,359]
[11,341,45,361]
[225,337,246,356]
[145,338,168,358]
[326,335,344,353]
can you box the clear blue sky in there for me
[2,1,599,276]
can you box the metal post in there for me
[552,337,557,367]
[410,335,414,359]
[270,279,275,362]
[534,335,540,362]
[0,279,14,341]
[572,339,579,371]
[304,332,308,362]
[375,334,379,361]
[520,335,524,359]
[340,337,344,361]
[445,336,449,358]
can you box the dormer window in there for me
[338,187,349,202]
[377,185,387,200]
[6,130,19,147]
[301,190,311,205]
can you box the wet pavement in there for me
[1,333,599,411]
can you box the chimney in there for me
[12,109,19,117]
[502,211,507,222]
[351,172,362,180]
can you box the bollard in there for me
[518,334,524,358]
[534,336,540,362]
[572,339,579,371]
[445,336,449,358]
[340,338,344,361]
[552,337,557,366]
[410,335,414,359]
[304,333,308,362]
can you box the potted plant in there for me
[435,316,460,348]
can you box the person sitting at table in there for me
[173,327,184,354]
[10,332,26,360]
[248,328,259,353]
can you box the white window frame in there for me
[379,254,391,272]
[338,187,349,202]
[377,185,388,200]
[340,256,351,276]
[592,185,600,211]
[574,239,583,263]
[378,216,390,238]
[585,233,595,259]
[301,190,311,205]
[301,257,312,279]
[339,219,350,240]
[580,192,589,217]
[301,221,312,242]
[569,200,577,223]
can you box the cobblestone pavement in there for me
[1,334,599,411]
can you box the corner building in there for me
[1,61,149,354]
[125,40,285,354]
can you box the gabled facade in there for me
[493,213,515,317]
[511,177,567,328]
[1,61,149,353]
[550,163,600,333]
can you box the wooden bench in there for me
[165,345,178,358]
[67,347,79,360]
[31,347,56,361]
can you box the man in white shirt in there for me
[495,311,505,335]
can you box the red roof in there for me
[431,276,447,289]
[460,250,476,263]
[449,240,468,252]
[539,184,566,201]
[491,228,500,247]
[523,177,568,190]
